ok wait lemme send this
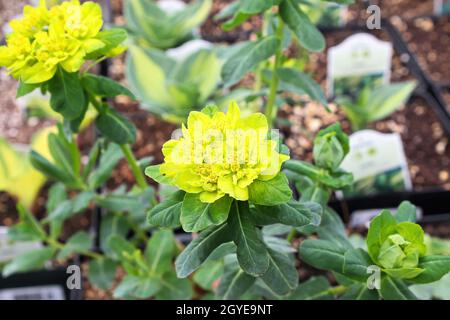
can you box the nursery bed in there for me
[390,14,450,84]
[370,0,435,20]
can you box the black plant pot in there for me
[0,261,83,300]
[317,20,450,222]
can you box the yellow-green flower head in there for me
[159,102,290,203]
[0,0,108,84]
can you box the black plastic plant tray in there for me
[329,189,450,224]
[315,20,450,220]
[0,268,82,300]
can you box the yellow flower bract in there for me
[0,0,106,84]
[159,102,290,203]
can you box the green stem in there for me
[327,285,348,296]
[46,238,103,260]
[88,94,147,190]
[287,228,297,243]
[120,144,147,190]
[265,18,284,128]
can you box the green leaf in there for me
[313,123,349,170]
[125,46,174,115]
[383,267,424,280]
[239,0,274,14]
[181,194,232,232]
[82,140,101,181]
[299,239,347,274]
[410,256,450,284]
[217,258,255,300]
[175,223,232,278]
[92,28,127,57]
[228,201,269,276]
[380,276,417,300]
[2,248,55,277]
[341,284,380,300]
[95,194,141,212]
[366,81,416,122]
[279,0,325,52]
[95,108,136,144]
[88,143,123,189]
[48,67,86,120]
[82,74,135,100]
[107,235,135,261]
[193,260,224,291]
[114,275,161,299]
[17,81,39,98]
[316,208,352,248]
[343,248,374,282]
[248,173,292,206]
[30,150,75,185]
[261,249,298,295]
[156,271,193,300]
[88,258,118,290]
[47,132,78,178]
[145,165,172,185]
[14,203,46,240]
[46,183,67,213]
[277,68,328,107]
[250,201,321,227]
[147,190,185,228]
[221,36,280,87]
[222,11,252,31]
[145,230,176,276]
[366,210,397,262]
[45,191,94,222]
[57,231,93,260]
[100,214,130,255]
[395,201,417,223]
[288,276,333,300]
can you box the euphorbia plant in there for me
[0,0,147,189]
[217,0,336,127]
[336,81,417,131]
[146,102,322,292]
[125,0,212,50]
[299,202,450,300]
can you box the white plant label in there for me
[339,130,412,198]
[0,227,42,263]
[0,285,65,300]
[327,33,393,97]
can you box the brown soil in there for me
[391,15,450,84]
[371,0,435,20]
[280,94,450,191]
[104,99,178,189]
[82,262,125,300]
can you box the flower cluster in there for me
[0,0,116,84]
[367,211,427,279]
[158,102,289,203]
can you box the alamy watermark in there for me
[367,265,381,290]
[66,265,81,290]
[366,5,381,30]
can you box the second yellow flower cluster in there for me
[0,0,122,84]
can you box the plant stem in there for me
[46,238,103,260]
[120,144,147,190]
[327,285,348,296]
[287,228,298,243]
[88,94,148,190]
[127,216,149,243]
[265,18,285,128]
